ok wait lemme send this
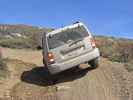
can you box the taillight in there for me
[47,52,55,64]
[90,38,96,48]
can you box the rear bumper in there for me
[48,48,100,74]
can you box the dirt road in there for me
[55,59,119,100]
[1,48,132,100]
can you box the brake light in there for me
[48,52,55,64]
[90,38,96,48]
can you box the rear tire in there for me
[89,58,99,69]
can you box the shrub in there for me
[124,63,133,72]
[0,32,44,49]
[0,59,7,71]
[0,49,6,70]
[0,49,8,77]
[0,37,33,49]
[114,40,133,63]
[29,33,43,49]
[95,36,133,63]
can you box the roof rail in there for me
[73,21,80,24]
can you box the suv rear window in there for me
[47,26,89,49]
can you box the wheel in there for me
[89,58,99,69]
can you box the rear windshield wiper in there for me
[69,38,82,47]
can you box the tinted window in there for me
[47,26,89,49]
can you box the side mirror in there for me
[49,34,53,38]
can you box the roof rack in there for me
[73,21,80,24]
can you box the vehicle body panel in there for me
[42,22,100,74]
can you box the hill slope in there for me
[0,24,52,37]
[0,48,133,100]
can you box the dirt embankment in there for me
[0,48,133,100]
[55,59,133,100]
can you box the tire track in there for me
[56,59,119,100]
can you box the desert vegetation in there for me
[0,24,50,49]
[0,48,8,78]
[0,37,32,49]
[95,36,133,72]
[95,36,133,63]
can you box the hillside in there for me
[0,24,53,49]
[95,36,133,63]
[0,24,132,65]
[0,24,52,37]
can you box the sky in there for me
[0,0,133,39]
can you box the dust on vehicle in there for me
[42,22,100,74]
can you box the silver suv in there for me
[42,22,100,74]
